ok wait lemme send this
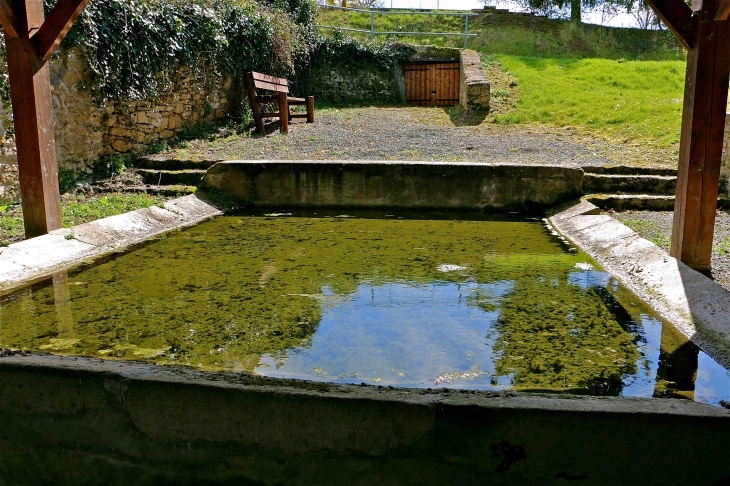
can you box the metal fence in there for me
[318,5,478,48]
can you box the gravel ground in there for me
[613,210,730,292]
[155,106,674,169]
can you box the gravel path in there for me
[613,210,730,292]
[157,106,673,169]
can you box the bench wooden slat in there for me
[252,72,288,86]
[254,79,289,94]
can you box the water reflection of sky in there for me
[256,269,730,405]
[257,280,511,387]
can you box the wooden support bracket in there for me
[0,0,19,37]
[33,0,90,62]
[645,0,697,49]
[1,0,88,238]
[716,0,730,19]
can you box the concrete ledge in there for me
[550,200,730,369]
[0,353,729,485]
[202,160,583,211]
[0,194,222,294]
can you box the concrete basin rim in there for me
[1,353,728,418]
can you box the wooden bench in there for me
[245,72,314,134]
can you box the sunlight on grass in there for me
[491,56,686,148]
[620,218,671,249]
[1,193,167,245]
[0,215,23,246]
[62,194,165,228]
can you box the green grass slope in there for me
[318,8,690,161]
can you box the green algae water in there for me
[1,211,729,405]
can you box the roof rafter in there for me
[0,0,20,38]
[32,0,90,61]
[716,0,730,19]
[645,0,697,49]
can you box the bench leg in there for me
[279,92,289,133]
[251,100,265,134]
[306,96,314,123]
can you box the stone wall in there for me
[459,49,490,111]
[294,64,404,103]
[0,48,236,203]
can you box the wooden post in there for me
[278,92,288,134]
[305,96,314,124]
[3,0,61,238]
[671,8,730,270]
[646,0,730,271]
[0,0,89,238]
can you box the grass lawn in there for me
[0,193,168,246]
[489,56,686,149]
[318,7,691,158]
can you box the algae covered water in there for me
[1,211,729,405]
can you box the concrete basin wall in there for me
[1,354,729,485]
[202,161,583,211]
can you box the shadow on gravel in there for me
[445,107,489,126]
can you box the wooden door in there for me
[405,62,460,106]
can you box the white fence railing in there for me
[318,5,478,48]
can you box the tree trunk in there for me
[571,0,581,23]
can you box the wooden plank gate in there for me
[404,62,459,106]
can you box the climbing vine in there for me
[0,0,413,104]
[59,0,317,102]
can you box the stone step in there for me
[134,156,220,171]
[119,185,198,197]
[137,169,206,186]
[583,174,676,195]
[583,165,676,177]
[587,194,730,211]
[586,194,676,211]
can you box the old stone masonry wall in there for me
[0,48,234,202]
[295,63,404,104]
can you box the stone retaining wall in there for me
[459,49,490,111]
[0,48,236,203]
[293,64,404,103]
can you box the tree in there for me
[625,0,665,29]
[517,0,631,24]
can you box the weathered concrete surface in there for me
[0,353,729,486]
[202,160,583,211]
[551,200,730,369]
[459,49,490,111]
[0,194,222,293]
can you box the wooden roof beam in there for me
[32,0,90,62]
[645,0,697,49]
[716,0,730,19]
[0,0,20,37]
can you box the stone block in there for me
[111,139,132,152]
[168,115,182,130]
[459,50,490,111]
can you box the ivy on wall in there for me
[60,0,317,102]
[0,0,414,107]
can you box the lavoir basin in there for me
[2,210,729,405]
